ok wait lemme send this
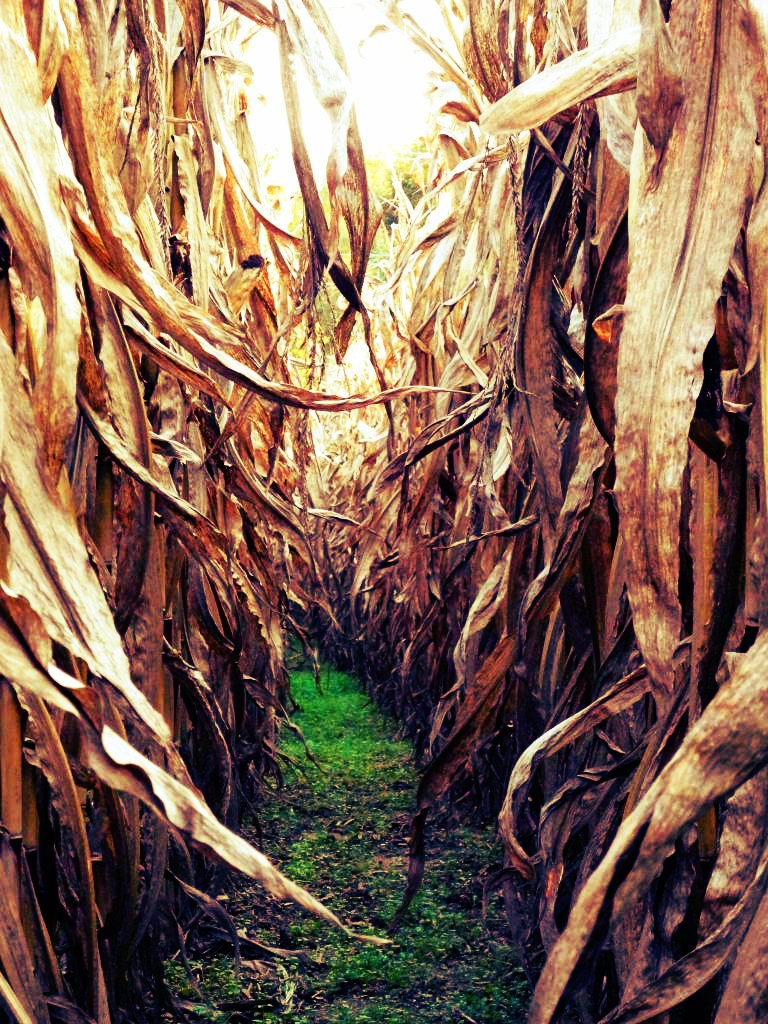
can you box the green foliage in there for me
[366,146,428,281]
[366,147,428,229]
[258,667,529,1022]
[164,956,242,1022]
[165,665,529,1021]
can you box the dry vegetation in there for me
[1,0,768,1022]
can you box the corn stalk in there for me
[306,0,768,1019]
[0,0,397,1019]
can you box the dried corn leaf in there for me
[171,131,211,307]
[0,969,36,1024]
[275,0,369,330]
[85,723,388,943]
[0,341,168,742]
[0,835,52,1024]
[614,0,760,693]
[529,632,768,1023]
[23,0,69,103]
[0,606,80,718]
[714,878,768,1023]
[14,691,109,1023]
[499,667,650,877]
[224,0,276,28]
[0,16,81,479]
[597,844,768,1022]
[203,56,302,250]
[83,286,154,631]
[177,0,206,67]
[480,28,639,135]
[76,390,218,529]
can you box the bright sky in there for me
[244,0,442,194]
[323,0,436,158]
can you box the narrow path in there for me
[167,666,529,1022]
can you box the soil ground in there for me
[165,665,529,1022]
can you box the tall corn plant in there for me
[307,0,768,1019]
[0,1,396,1020]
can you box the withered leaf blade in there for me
[0,17,81,479]
[0,605,80,717]
[613,0,759,694]
[0,969,36,1024]
[480,29,639,135]
[498,667,650,880]
[86,724,389,944]
[584,209,628,445]
[529,632,768,1024]
[82,285,154,632]
[14,691,109,1022]
[0,341,169,744]
[177,0,206,67]
[598,840,768,1022]
[635,0,683,161]
[714,880,768,1023]
[0,832,52,1024]
[203,56,302,250]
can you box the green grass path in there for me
[167,666,529,1022]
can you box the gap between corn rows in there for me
[165,664,529,1023]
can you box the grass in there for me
[165,665,529,1022]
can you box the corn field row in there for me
[0,0,767,1022]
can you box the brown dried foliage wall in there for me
[0,0,391,1020]
[6,0,768,1021]
[306,1,768,1020]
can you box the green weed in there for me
[164,956,242,1022]
[256,667,530,1022]
[166,666,530,1022]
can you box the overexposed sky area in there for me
[323,0,437,158]
[244,0,442,190]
